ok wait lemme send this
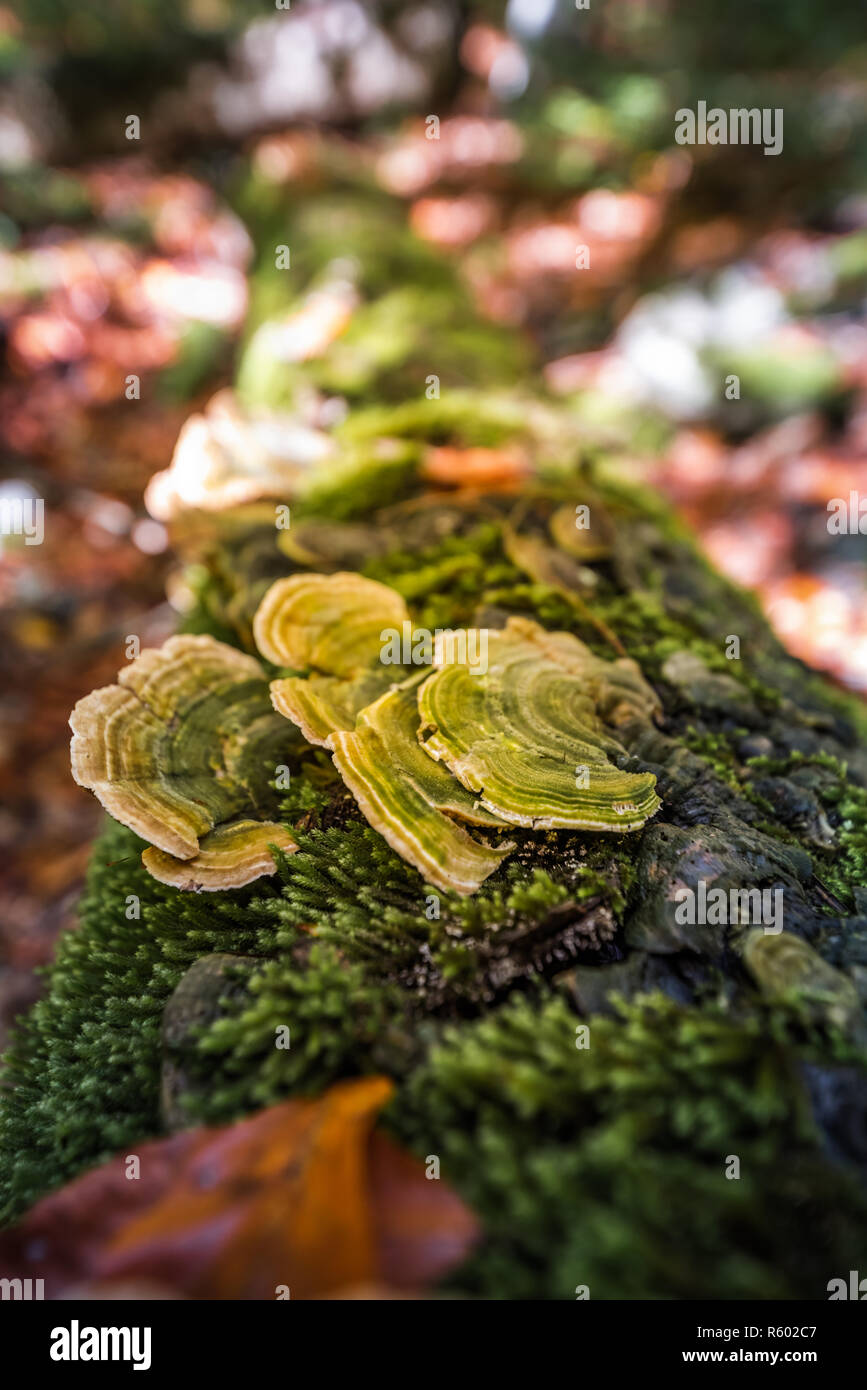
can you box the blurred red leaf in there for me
[0,1078,479,1299]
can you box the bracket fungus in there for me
[70,635,297,888]
[330,679,514,896]
[143,820,296,892]
[254,572,408,676]
[252,574,514,893]
[417,617,661,831]
[253,570,661,894]
[255,572,410,745]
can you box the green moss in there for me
[481,581,600,640]
[235,196,529,413]
[818,777,867,906]
[295,445,421,524]
[387,990,867,1299]
[276,754,340,820]
[177,944,409,1128]
[338,392,547,451]
[0,819,273,1222]
[682,726,745,790]
[265,823,438,966]
[363,521,520,629]
[5,184,867,1304]
[585,590,698,672]
[0,815,423,1223]
[505,868,572,920]
[744,752,867,906]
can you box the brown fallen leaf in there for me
[0,1078,479,1300]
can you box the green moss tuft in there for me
[0,819,273,1222]
[388,990,867,1299]
[177,944,409,1127]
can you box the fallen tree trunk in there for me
[2,178,867,1300]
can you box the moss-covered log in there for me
[2,179,867,1300]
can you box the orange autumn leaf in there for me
[423,445,529,488]
[0,1078,479,1300]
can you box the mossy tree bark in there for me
[2,177,867,1299]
